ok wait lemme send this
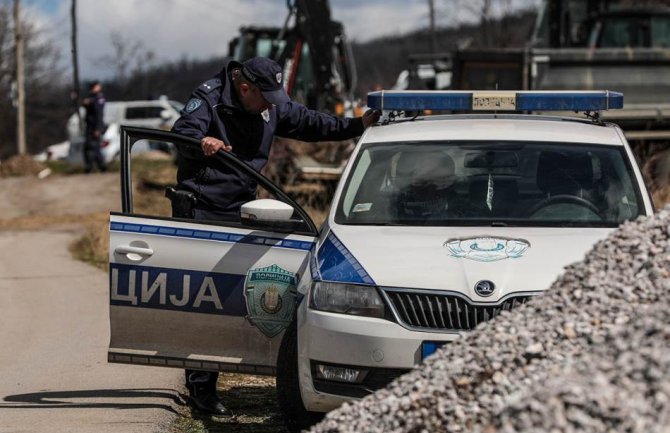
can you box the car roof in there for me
[362,115,625,146]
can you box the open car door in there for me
[108,126,318,375]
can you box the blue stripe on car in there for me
[110,222,314,251]
[317,231,375,285]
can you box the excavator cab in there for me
[227,0,357,115]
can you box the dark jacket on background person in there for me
[172,59,365,218]
[84,91,105,133]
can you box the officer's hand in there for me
[201,136,232,156]
[93,129,100,138]
[362,109,381,128]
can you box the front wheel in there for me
[276,320,324,433]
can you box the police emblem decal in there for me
[185,98,202,113]
[444,236,530,262]
[276,72,282,84]
[244,264,297,338]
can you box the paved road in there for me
[0,229,183,433]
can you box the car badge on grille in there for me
[444,236,530,262]
[474,280,495,297]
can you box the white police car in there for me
[108,91,654,432]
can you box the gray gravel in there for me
[310,206,670,433]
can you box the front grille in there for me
[384,290,534,331]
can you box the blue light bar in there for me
[367,90,624,112]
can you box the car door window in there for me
[124,129,316,234]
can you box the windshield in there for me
[335,141,644,227]
[593,15,670,48]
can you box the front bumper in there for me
[297,308,460,412]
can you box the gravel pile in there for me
[310,206,670,433]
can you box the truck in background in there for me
[404,1,670,140]
[393,1,670,205]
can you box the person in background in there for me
[82,81,107,173]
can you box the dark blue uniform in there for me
[83,91,107,173]
[172,59,364,220]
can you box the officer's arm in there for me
[274,101,365,142]
[171,91,213,160]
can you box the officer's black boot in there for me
[187,372,231,416]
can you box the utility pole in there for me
[14,0,26,155]
[71,0,82,133]
[428,0,437,55]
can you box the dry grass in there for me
[652,188,670,209]
[0,154,46,177]
[68,213,111,271]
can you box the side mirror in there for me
[240,199,305,232]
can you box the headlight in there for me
[309,281,386,319]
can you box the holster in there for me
[165,187,197,219]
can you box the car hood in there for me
[321,225,614,303]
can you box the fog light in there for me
[315,363,366,383]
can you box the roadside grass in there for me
[68,212,110,271]
[44,159,121,175]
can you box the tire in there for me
[276,320,324,433]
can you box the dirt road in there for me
[0,173,120,219]
[0,173,183,433]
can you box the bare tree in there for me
[0,3,66,158]
[428,0,438,54]
[95,30,146,95]
[71,0,82,133]
[14,0,25,155]
[453,0,520,48]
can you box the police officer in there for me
[82,81,107,173]
[171,57,379,415]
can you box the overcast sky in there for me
[21,0,540,79]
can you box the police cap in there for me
[238,57,290,106]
